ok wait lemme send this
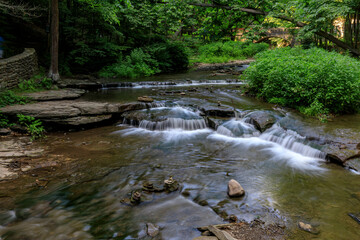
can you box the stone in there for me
[130,191,142,204]
[192,237,218,240]
[227,179,245,197]
[298,222,319,234]
[201,231,213,236]
[146,223,160,237]
[324,144,360,165]
[164,176,179,192]
[228,215,238,223]
[0,128,11,135]
[201,106,235,118]
[20,89,85,101]
[138,96,154,103]
[180,92,186,95]
[244,111,276,132]
[0,101,158,130]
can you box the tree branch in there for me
[0,0,43,18]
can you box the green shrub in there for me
[244,47,360,116]
[0,113,10,128]
[99,48,160,78]
[18,74,53,92]
[192,41,269,63]
[0,91,29,108]
[17,114,45,140]
[145,41,189,72]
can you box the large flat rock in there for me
[0,101,159,128]
[20,89,85,101]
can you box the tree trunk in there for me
[48,0,60,82]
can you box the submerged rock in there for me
[324,144,360,165]
[138,96,154,103]
[298,222,319,234]
[146,223,160,237]
[245,111,276,132]
[227,179,245,198]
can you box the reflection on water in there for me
[1,71,360,239]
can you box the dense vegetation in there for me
[191,41,269,63]
[244,47,360,117]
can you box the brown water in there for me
[1,71,360,240]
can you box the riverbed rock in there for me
[344,158,360,172]
[138,96,154,103]
[146,223,160,237]
[206,117,224,130]
[324,143,360,165]
[298,222,319,234]
[0,128,11,136]
[227,179,245,197]
[201,106,235,118]
[244,111,276,132]
[0,101,159,130]
[20,89,86,101]
[164,176,179,192]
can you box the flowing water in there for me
[1,70,360,239]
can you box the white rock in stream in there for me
[146,223,160,237]
[227,179,245,197]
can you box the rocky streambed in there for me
[0,69,360,239]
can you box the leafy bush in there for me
[0,91,29,108]
[0,113,10,128]
[192,41,269,63]
[99,48,160,78]
[18,74,53,92]
[17,114,45,140]
[244,47,360,116]
[145,41,189,72]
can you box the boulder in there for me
[244,111,276,132]
[344,158,360,172]
[20,89,86,101]
[227,179,245,197]
[324,143,360,165]
[206,117,224,130]
[201,106,235,118]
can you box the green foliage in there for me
[0,113,10,128]
[99,41,189,78]
[144,41,189,72]
[192,41,269,63]
[99,48,160,78]
[0,91,29,108]
[244,47,360,117]
[18,74,52,92]
[17,114,45,140]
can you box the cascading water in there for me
[260,125,326,159]
[216,119,259,138]
[139,118,207,131]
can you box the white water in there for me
[216,119,259,138]
[260,125,326,159]
[208,133,326,172]
[139,118,207,131]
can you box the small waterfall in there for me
[260,125,326,159]
[139,118,207,131]
[217,119,259,138]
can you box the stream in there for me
[1,70,360,239]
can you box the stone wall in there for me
[0,48,39,90]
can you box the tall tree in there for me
[49,0,60,81]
